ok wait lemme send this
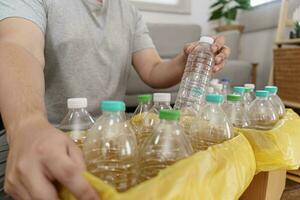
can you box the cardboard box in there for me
[240,170,286,200]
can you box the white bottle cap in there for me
[200,36,214,45]
[210,78,219,86]
[153,93,171,102]
[244,84,255,90]
[67,98,88,109]
[215,83,223,90]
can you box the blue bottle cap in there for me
[264,86,278,94]
[100,101,126,112]
[256,90,269,97]
[206,94,224,103]
[233,86,246,94]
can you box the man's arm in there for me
[0,18,99,200]
[0,18,46,140]
[132,36,230,89]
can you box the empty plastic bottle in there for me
[264,86,286,119]
[150,93,172,114]
[214,83,224,95]
[189,94,234,151]
[174,36,215,111]
[248,90,279,130]
[244,83,256,100]
[221,78,231,95]
[139,109,193,182]
[83,101,138,192]
[59,98,95,148]
[244,87,254,107]
[223,94,249,128]
[233,86,247,106]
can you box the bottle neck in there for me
[159,119,178,125]
[257,96,268,100]
[199,42,212,48]
[102,111,125,121]
[154,101,171,107]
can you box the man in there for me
[0,0,230,199]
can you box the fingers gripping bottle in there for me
[59,98,95,148]
[223,94,249,128]
[139,110,193,182]
[174,36,215,111]
[83,101,138,192]
[189,94,235,151]
[248,90,279,130]
[264,86,286,119]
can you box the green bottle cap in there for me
[256,90,269,97]
[206,94,224,103]
[100,101,126,112]
[264,86,278,94]
[137,94,152,103]
[227,94,241,102]
[159,109,180,121]
[233,86,246,94]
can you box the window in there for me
[251,0,278,7]
[130,0,191,14]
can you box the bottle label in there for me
[191,87,204,97]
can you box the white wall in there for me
[239,29,277,89]
[140,0,212,35]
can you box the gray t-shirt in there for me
[0,0,155,124]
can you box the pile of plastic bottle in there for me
[57,36,286,192]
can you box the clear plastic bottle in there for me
[244,87,254,108]
[233,86,246,106]
[244,83,256,100]
[59,98,95,148]
[221,78,231,95]
[150,93,172,114]
[139,109,193,182]
[188,94,234,151]
[223,94,249,128]
[264,86,286,119]
[248,90,279,130]
[131,94,152,128]
[214,83,223,95]
[83,101,138,192]
[174,36,215,111]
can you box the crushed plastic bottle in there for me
[223,94,249,128]
[139,109,193,182]
[83,101,138,192]
[264,86,286,119]
[189,94,235,151]
[59,98,94,148]
[248,90,279,130]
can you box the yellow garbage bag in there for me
[238,109,300,173]
[60,134,256,200]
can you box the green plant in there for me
[209,0,251,25]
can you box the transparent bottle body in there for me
[83,111,138,192]
[248,97,279,130]
[244,92,254,108]
[150,102,172,114]
[59,108,95,148]
[223,101,249,128]
[139,119,193,182]
[174,42,214,111]
[269,94,286,119]
[189,103,234,151]
[221,82,231,96]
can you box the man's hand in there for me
[184,35,231,72]
[4,120,99,200]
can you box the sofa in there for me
[124,23,253,107]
